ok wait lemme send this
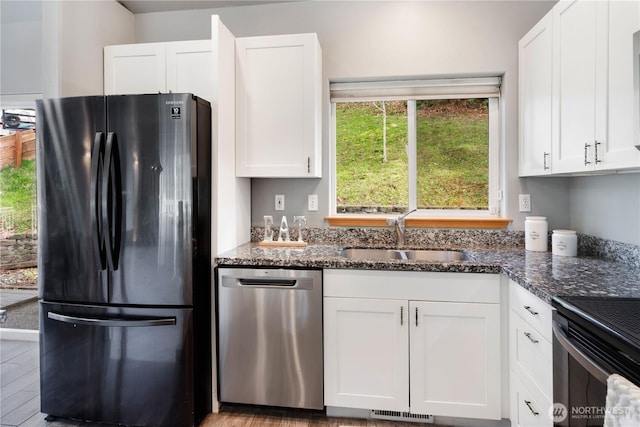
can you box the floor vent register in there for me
[370,410,435,423]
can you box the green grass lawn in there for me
[0,159,37,234]
[336,100,488,211]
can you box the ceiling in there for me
[118,1,296,14]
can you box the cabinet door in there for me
[552,0,603,173]
[519,10,553,176]
[324,297,409,411]
[409,301,501,419]
[104,43,166,95]
[599,0,640,169]
[166,40,213,103]
[236,33,322,178]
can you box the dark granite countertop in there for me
[215,242,640,304]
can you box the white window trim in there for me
[329,76,502,218]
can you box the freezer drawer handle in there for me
[48,312,176,327]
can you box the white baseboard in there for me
[0,328,39,342]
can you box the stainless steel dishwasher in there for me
[216,267,323,410]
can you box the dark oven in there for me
[552,296,640,426]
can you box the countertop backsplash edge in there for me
[250,226,639,267]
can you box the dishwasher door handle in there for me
[238,278,297,287]
[220,273,316,290]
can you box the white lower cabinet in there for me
[508,280,553,427]
[323,270,502,420]
[410,300,501,419]
[323,297,409,411]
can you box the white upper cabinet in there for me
[519,10,553,176]
[235,33,322,178]
[165,40,214,102]
[520,0,640,175]
[552,0,605,173]
[104,40,213,102]
[104,43,166,95]
[551,0,640,173]
[602,1,640,169]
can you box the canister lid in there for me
[553,229,576,234]
[525,216,547,221]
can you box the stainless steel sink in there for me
[340,248,466,262]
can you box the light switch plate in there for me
[308,195,318,211]
[275,195,285,211]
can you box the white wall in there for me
[134,0,640,246]
[135,0,558,232]
[0,1,43,107]
[210,16,251,256]
[570,174,640,245]
[43,0,134,98]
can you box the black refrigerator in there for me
[35,93,212,427]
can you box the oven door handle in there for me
[552,320,611,383]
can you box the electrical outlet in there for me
[308,194,318,211]
[275,195,285,211]
[519,194,531,212]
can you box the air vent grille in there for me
[370,409,434,423]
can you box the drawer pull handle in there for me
[525,400,539,416]
[524,332,539,344]
[400,306,403,326]
[415,307,418,327]
[524,305,539,316]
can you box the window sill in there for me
[325,216,512,229]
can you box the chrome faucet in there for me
[387,208,417,247]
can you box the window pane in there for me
[335,101,408,213]
[415,99,489,210]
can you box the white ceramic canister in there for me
[525,216,548,251]
[552,230,578,256]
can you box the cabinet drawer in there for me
[325,270,500,303]
[510,372,553,427]
[509,280,553,342]
[510,311,553,400]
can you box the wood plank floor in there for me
[201,404,446,426]
[1,340,442,427]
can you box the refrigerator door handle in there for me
[103,132,123,271]
[90,132,107,270]
[48,312,176,327]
